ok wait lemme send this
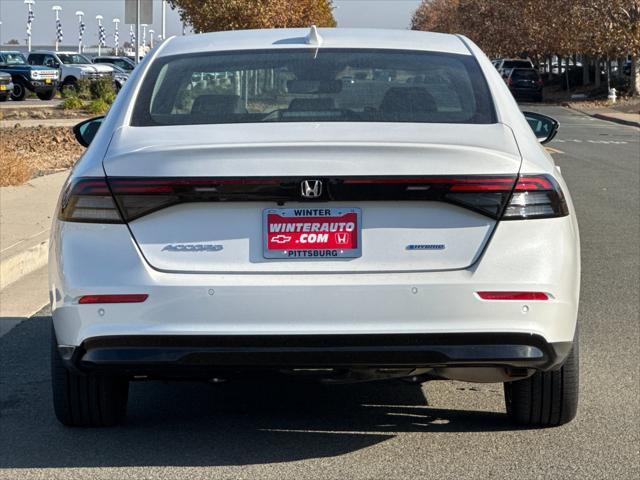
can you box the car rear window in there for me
[511,69,540,80]
[503,60,532,69]
[132,49,496,126]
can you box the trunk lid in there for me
[103,122,521,273]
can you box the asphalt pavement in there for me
[0,106,638,479]
[0,98,63,109]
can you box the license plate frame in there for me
[263,207,361,259]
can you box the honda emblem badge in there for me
[301,180,323,198]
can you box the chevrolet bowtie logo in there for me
[271,235,291,244]
[301,180,323,199]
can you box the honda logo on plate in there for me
[300,180,323,198]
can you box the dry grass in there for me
[1,126,84,187]
[0,145,33,187]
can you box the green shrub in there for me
[60,87,77,99]
[61,96,84,110]
[86,98,110,115]
[76,79,92,100]
[102,91,117,105]
[90,78,115,101]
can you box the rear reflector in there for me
[78,294,148,304]
[477,291,549,301]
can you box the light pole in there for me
[148,29,154,49]
[129,24,136,59]
[96,15,104,57]
[113,18,120,56]
[52,5,62,52]
[76,11,84,54]
[161,0,166,41]
[141,24,148,53]
[25,0,35,53]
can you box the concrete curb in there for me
[591,113,640,128]
[563,103,640,128]
[0,231,49,290]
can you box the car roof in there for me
[31,51,80,55]
[159,28,471,58]
[0,51,22,54]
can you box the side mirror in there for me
[73,117,104,147]
[523,111,559,144]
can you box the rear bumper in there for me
[65,333,573,374]
[509,87,542,97]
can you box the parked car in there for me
[109,64,130,92]
[92,55,135,73]
[494,58,535,75]
[52,28,578,429]
[0,71,13,101]
[27,51,113,92]
[0,51,59,100]
[505,68,544,102]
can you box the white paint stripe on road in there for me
[555,139,628,144]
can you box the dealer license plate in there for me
[263,207,361,259]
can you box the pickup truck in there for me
[0,71,13,101]
[0,51,59,100]
[28,51,113,92]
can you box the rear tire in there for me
[504,339,579,427]
[10,81,26,101]
[37,89,56,101]
[61,78,78,95]
[51,327,129,427]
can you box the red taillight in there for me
[78,294,148,304]
[58,178,123,223]
[508,78,513,85]
[342,176,517,218]
[502,174,568,220]
[477,291,549,301]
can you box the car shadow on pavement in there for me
[1,313,515,469]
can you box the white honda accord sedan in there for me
[50,27,579,427]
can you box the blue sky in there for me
[0,0,422,46]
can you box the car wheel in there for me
[504,338,578,427]
[61,78,78,94]
[51,326,129,427]
[535,94,543,103]
[0,93,8,102]
[10,81,27,101]
[37,89,56,101]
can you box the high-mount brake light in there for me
[502,175,569,220]
[58,178,123,223]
